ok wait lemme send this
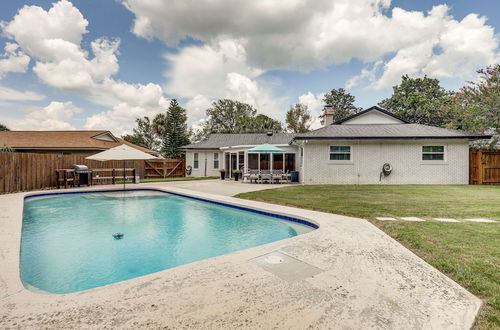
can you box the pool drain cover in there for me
[250,251,322,281]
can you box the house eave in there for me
[292,135,491,141]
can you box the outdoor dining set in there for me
[242,169,292,184]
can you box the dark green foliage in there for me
[160,99,190,159]
[194,99,283,141]
[322,88,362,122]
[378,75,452,126]
[0,123,9,131]
[122,116,159,151]
[286,103,311,133]
[445,64,500,147]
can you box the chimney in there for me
[321,105,334,126]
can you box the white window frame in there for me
[421,145,447,164]
[328,145,353,164]
[193,153,199,169]
[213,152,219,169]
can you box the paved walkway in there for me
[0,183,482,329]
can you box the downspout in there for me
[204,153,207,177]
[302,140,307,184]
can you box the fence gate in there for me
[144,159,186,179]
[469,149,500,185]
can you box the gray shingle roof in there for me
[180,133,296,149]
[292,124,490,140]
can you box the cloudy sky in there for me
[0,0,499,135]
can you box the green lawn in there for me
[237,185,500,329]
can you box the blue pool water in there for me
[21,190,314,294]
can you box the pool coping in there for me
[0,183,482,329]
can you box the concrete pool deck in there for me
[0,183,481,329]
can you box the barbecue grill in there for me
[73,164,92,186]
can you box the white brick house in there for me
[181,106,488,184]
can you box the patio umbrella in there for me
[247,144,285,153]
[86,144,157,191]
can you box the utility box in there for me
[134,176,140,184]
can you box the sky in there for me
[0,0,499,135]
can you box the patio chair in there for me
[245,170,259,183]
[272,169,284,184]
[282,170,290,184]
[259,170,272,184]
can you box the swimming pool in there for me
[21,189,316,294]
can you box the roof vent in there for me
[266,131,273,136]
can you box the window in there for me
[260,153,270,170]
[329,146,351,161]
[422,146,444,161]
[238,152,245,171]
[193,153,199,169]
[248,153,259,170]
[213,153,219,169]
[285,153,296,171]
[273,153,283,171]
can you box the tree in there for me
[161,99,190,158]
[194,99,284,140]
[322,88,362,122]
[122,116,160,151]
[238,114,283,133]
[445,64,500,147]
[286,103,311,133]
[378,75,452,126]
[0,123,9,131]
[204,99,257,134]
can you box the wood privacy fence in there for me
[469,149,500,185]
[144,159,185,179]
[0,152,186,194]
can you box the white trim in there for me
[328,144,354,164]
[421,144,448,164]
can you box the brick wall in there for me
[302,139,469,184]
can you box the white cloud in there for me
[345,61,384,90]
[2,0,169,134]
[8,101,82,130]
[84,102,165,136]
[2,0,88,62]
[0,86,44,101]
[185,94,212,123]
[164,39,261,99]
[123,0,499,90]
[0,43,30,78]
[298,92,325,129]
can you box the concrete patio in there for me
[0,182,481,329]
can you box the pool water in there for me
[21,190,314,294]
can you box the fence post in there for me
[477,150,483,185]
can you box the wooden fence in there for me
[0,152,186,194]
[469,149,500,185]
[144,159,185,179]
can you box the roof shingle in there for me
[292,124,490,140]
[0,130,158,154]
[180,133,296,149]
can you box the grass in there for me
[236,185,500,329]
[116,176,218,184]
[236,185,500,220]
